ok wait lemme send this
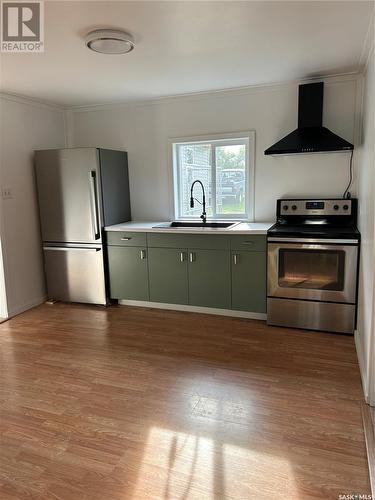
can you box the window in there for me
[171,132,254,220]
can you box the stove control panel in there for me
[279,199,352,216]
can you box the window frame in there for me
[169,131,255,221]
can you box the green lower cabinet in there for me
[108,246,149,300]
[188,249,231,309]
[231,251,266,313]
[148,248,188,304]
[106,232,267,313]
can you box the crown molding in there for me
[68,72,362,114]
[0,72,363,114]
[0,91,65,112]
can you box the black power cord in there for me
[343,150,354,199]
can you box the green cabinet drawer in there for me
[230,235,266,252]
[231,251,266,313]
[188,249,231,309]
[148,248,188,305]
[108,246,149,300]
[147,233,230,250]
[107,231,147,247]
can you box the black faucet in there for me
[190,180,207,223]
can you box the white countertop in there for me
[105,221,274,235]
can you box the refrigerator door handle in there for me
[89,171,100,240]
[43,246,100,252]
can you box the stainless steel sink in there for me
[153,221,238,229]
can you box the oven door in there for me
[267,239,358,303]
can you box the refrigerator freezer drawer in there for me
[43,246,107,305]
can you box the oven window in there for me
[278,249,345,291]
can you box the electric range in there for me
[267,198,360,334]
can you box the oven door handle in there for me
[268,242,358,252]
[267,237,359,245]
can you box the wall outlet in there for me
[1,187,12,199]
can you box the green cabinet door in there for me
[148,248,188,304]
[108,246,149,300]
[231,251,266,313]
[188,249,231,309]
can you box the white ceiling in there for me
[1,1,373,106]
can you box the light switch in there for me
[1,187,12,199]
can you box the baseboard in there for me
[118,299,267,321]
[7,295,47,319]
[361,402,375,497]
[355,329,369,401]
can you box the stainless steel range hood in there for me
[264,82,354,155]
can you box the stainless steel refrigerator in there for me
[35,148,131,305]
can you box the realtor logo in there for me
[1,1,44,52]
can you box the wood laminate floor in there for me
[0,303,370,500]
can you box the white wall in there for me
[356,46,375,404]
[71,75,361,222]
[0,95,66,317]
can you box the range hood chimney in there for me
[264,82,354,155]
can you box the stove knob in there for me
[283,205,289,211]
[333,204,339,210]
[343,204,349,211]
[292,205,297,211]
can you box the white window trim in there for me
[168,131,255,221]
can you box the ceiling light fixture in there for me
[85,29,135,54]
